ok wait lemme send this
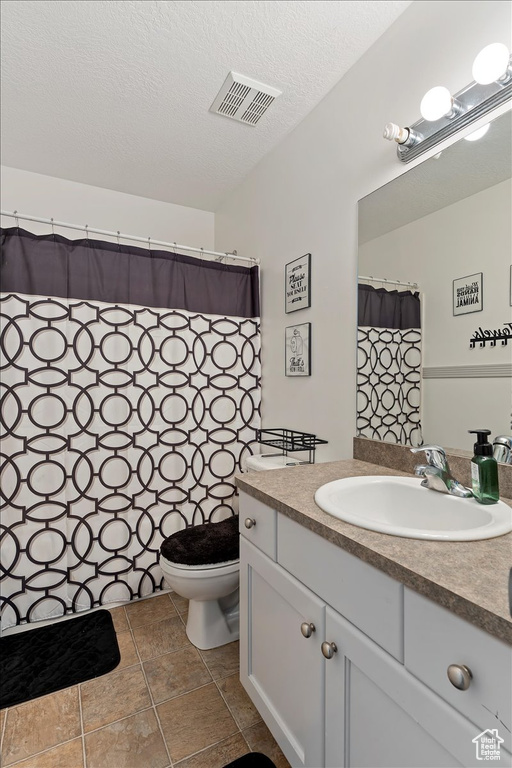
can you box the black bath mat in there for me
[0,609,120,709]
[224,753,277,768]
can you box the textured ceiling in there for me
[1,0,411,211]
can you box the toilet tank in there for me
[244,454,302,472]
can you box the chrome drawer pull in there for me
[447,664,473,690]
[300,622,315,638]
[244,518,256,529]
[321,641,338,659]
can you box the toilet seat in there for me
[160,554,239,574]
[160,515,239,566]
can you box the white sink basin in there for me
[314,476,512,541]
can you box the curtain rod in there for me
[0,210,259,266]
[358,274,419,289]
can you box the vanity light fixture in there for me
[472,43,511,85]
[464,123,490,142]
[384,42,512,162]
[420,86,462,122]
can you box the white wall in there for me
[359,179,512,450]
[214,0,512,462]
[1,166,214,249]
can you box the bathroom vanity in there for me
[236,460,512,768]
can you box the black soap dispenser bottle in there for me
[468,429,499,504]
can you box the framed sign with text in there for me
[453,272,483,316]
[285,322,311,376]
[285,253,311,313]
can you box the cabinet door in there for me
[240,537,325,768]
[404,588,512,753]
[325,607,484,768]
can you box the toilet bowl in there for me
[160,554,240,650]
[159,454,294,650]
[159,515,241,650]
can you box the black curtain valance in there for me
[0,228,260,319]
[358,283,421,330]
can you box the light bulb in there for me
[464,124,490,142]
[472,43,510,84]
[420,86,453,121]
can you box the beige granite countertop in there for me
[235,459,512,645]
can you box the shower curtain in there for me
[357,283,423,447]
[0,227,261,629]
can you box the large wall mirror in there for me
[357,110,512,457]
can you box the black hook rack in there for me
[470,323,512,348]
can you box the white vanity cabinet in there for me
[240,537,325,767]
[238,491,512,768]
[324,606,479,768]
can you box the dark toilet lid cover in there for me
[160,515,239,566]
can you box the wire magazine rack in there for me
[256,428,328,465]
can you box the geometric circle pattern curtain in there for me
[357,326,422,448]
[0,293,261,629]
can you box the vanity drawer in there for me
[404,588,512,752]
[277,513,404,659]
[239,491,277,561]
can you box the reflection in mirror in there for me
[357,110,512,459]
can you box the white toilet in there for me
[160,554,240,650]
[160,454,300,650]
[159,515,240,650]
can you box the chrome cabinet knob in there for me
[300,622,315,638]
[321,641,338,659]
[244,518,256,529]
[447,664,472,690]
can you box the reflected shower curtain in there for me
[357,283,423,447]
[0,228,261,628]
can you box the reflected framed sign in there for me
[453,272,483,316]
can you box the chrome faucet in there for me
[493,435,512,465]
[410,445,473,498]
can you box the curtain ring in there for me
[117,230,121,248]
[51,217,55,236]
[14,210,19,228]
[148,236,151,252]
[174,241,177,253]
[85,224,89,240]
[200,247,204,261]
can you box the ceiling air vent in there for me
[210,72,281,126]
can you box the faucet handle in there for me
[410,445,448,471]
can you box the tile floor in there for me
[0,593,291,768]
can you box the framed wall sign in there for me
[453,272,483,316]
[285,253,311,313]
[285,322,311,376]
